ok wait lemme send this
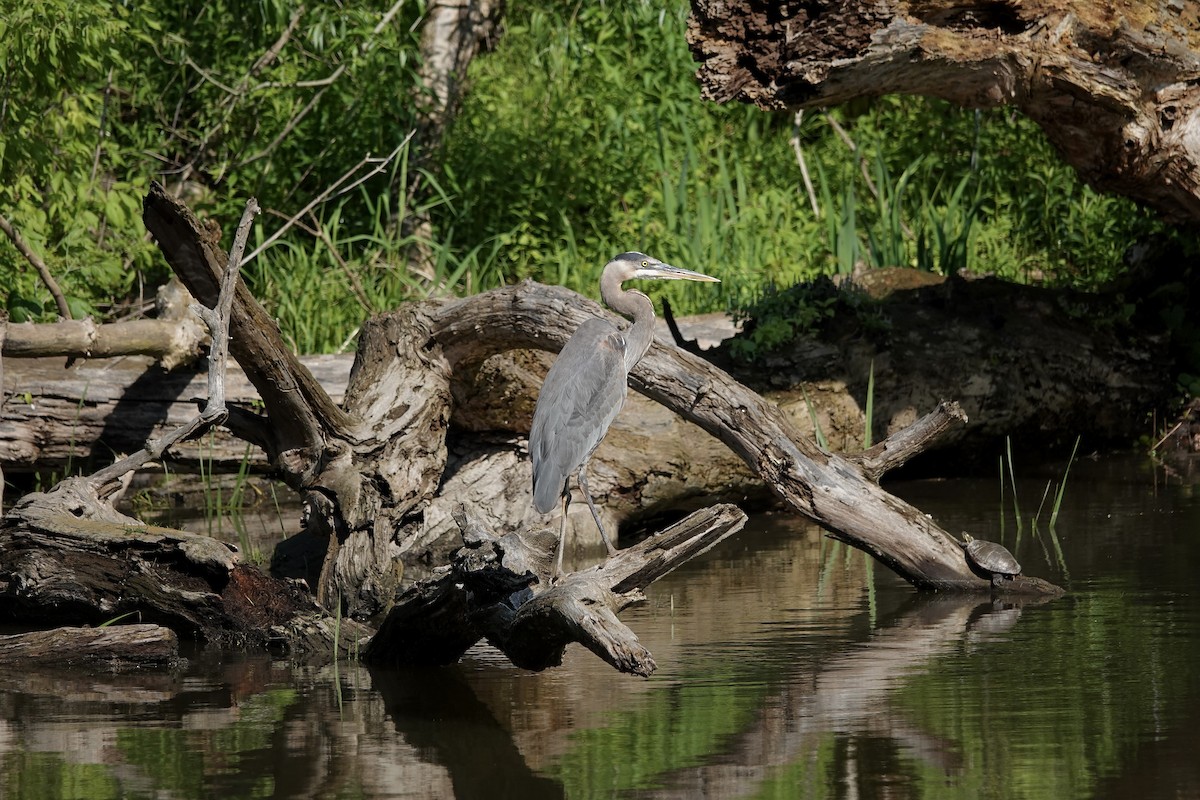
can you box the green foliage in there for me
[0,0,159,318]
[439,0,822,312]
[1,0,427,325]
[0,0,1173,352]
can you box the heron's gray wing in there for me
[530,319,629,513]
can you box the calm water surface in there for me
[2,454,1199,799]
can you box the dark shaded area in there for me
[726,267,1179,474]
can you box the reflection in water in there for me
[1,455,1199,799]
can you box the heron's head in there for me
[607,252,720,284]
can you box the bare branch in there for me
[142,183,354,479]
[242,137,411,265]
[240,0,412,168]
[0,214,72,320]
[87,197,260,494]
[791,111,820,216]
[186,6,308,167]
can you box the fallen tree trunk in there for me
[3,273,1168,531]
[0,624,179,667]
[2,316,207,366]
[420,281,1063,596]
[0,185,1063,675]
[687,0,1200,223]
[0,353,352,471]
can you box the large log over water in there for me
[687,0,1200,223]
[0,186,1063,673]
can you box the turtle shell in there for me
[964,536,1021,576]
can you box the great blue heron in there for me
[530,252,720,577]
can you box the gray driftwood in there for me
[2,316,208,367]
[364,504,748,676]
[0,624,179,667]
[142,185,1062,611]
[0,185,1063,674]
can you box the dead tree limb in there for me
[426,281,1063,595]
[365,504,748,676]
[142,181,356,485]
[0,197,367,656]
[0,213,72,319]
[687,0,1200,222]
[2,318,208,364]
[0,624,179,667]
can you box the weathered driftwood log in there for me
[0,477,372,651]
[364,504,748,676]
[687,0,1200,223]
[0,353,351,471]
[136,184,1063,616]
[0,199,369,658]
[2,317,207,367]
[0,624,178,667]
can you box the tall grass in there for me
[0,0,1166,353]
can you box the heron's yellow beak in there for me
[633,264,720,283]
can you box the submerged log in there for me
[364,504,749,676]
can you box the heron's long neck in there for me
[606,286,656,373]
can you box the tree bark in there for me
[417,0,504,128]
[0,624,178,667]
[365,504,748,677]
[0,187,1066,674]
[687,0,1200,223]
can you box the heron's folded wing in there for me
[530,319,629,513]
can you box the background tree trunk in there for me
[688,0,1200,222]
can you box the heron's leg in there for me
[553,487,570,581]
[577,467,618,556]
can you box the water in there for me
[2,454,1199,799]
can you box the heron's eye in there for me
[641,260,649,267]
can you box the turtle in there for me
[959,532,1021,587]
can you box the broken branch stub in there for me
[364,504,748,676]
